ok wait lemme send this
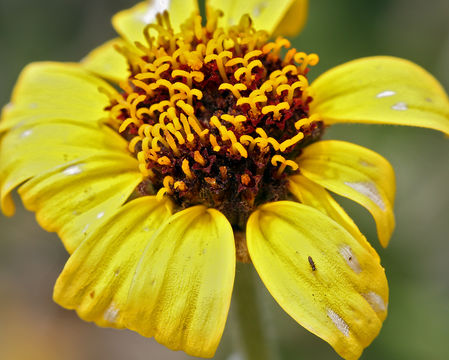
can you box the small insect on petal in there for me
[308,255,316,271]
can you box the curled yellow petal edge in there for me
[247,201,388,360]
[297,140,396,248]
[310,56,449,135]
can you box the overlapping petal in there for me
[54,202,235,358]
[310,56,449,135]
[19,154,142,253]
[124,206,235,358]
[81,38,130,83]
[288,174,374,255]
[53,196,173,329]
[247,201,388,360]
[271,0,308,37]
[0,62,115,132]
[207,0,308,36]
[112,0,198,46]
[0,121,129,216]
[297,140,395,247]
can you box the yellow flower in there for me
[1,0,448,359]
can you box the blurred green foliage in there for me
[1,1,448,359]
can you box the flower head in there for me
[1,0,448,359]
[108,4,321,237]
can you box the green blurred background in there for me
[0,0,448,359]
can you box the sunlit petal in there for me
[288,174,374,255]
[124,206,235,358]
[0,62,116,132]
[82,38,130,83]
[19,154,142,253]
[247,201,388,360]
[297,140,395,247]
[0,121,128,216]
[207,0,307,36]
[272,0,308,37]
[52,201,236,359]
[112,0,198,45]
[310,56,449,135]
[54,196,172,328]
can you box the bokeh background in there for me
[0,0,448,359]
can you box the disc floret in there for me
[109,10,323,228]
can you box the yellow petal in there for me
[310,56,449,135]
[19,153,142,253]
[53,196,172,329]
[124,206,235,358]
[0,121,128,216]
[0,62,116,132]
[207,0,307,36]
[81,38,130,83]
[112,0,198,45]
[247,201,388,360]
[297,140,395,247]
[288,174,372,252]
[272,0,308,37]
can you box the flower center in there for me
[108,10,324,230]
